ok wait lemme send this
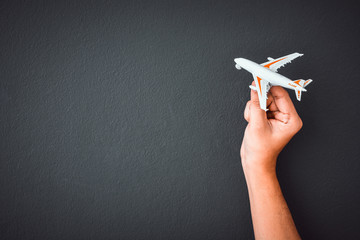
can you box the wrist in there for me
[241,155,277,177]
[242,161,279,191]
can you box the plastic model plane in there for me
[234,53,312,111]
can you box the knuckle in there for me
[298,118,303,129]
[244,101,251,121]
[251,99,260,104]
[294,117,303,131]
[250,99,260,106]
[244,112,248,122]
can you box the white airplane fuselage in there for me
[235,58,306,92]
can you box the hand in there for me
[240,82,303,174]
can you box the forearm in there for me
[243,161,301,240]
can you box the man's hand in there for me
[240,81,302,240]
[241,81,303,174]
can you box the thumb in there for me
[249,89,267,126]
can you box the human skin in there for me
[241,81,303,240]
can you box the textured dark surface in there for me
[1,0,360,239]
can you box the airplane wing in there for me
[261,53,303,72]
[251,74,270,111]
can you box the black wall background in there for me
[1,0,360,239]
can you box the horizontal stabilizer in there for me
[292,79,312,88]
[303,79,313,87]
[295,88,302,101]
[292,79,312,101]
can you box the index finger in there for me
[269,86,297,115]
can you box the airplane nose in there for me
[234,58,243,69]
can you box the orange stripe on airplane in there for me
[256,77,262,95]
[293,79,302,86]
[263,57,286,68]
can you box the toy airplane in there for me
[234,53,312,111]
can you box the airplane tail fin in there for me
[292,79,312,101]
